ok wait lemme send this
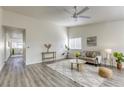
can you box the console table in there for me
[42,52,56,62]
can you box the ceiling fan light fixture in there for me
[64,6,90,21]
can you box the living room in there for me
[67,20,124,67]
[0,6,124,87]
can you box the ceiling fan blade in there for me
[77,7,89,15]
[78,16,91,19]
[63,8,72,15]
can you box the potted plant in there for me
[62,45,70,59]
[74,51,81,62]
[12,48,14,55]
[113,52,124,70]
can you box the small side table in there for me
[70,59,86,72]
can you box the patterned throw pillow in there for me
[86,51,96,58]
[86,51,90,57]
[81,51,86,57]
[91,52,96,58]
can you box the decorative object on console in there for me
[62,45,70,59]
[44,44,51,52]
[87,36,97,46]
[113,52,124,70]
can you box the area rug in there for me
[47,59,106,87]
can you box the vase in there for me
[76,57,78,62]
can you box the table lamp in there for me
[105,49,112,59]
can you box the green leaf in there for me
[113,52,124,63]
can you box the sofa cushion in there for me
[81,51,86,57]
[80,51,101,64]
[86,51,91,57]
[85,51,97,58]
[91,52,97,58]
[82,57,96,61]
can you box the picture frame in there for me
[87,36,97,46]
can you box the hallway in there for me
[0,56,81,87]
[0,55,25,87]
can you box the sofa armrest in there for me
[96,56,102,64]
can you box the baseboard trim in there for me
[26,58,66,65]
[0,62,5,72]
[42,58,65,64]
[26,61,42,65]
[4,55,11,63]
[0,55,11,72]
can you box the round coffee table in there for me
[70,59,86,72]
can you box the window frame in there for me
[69,37,82,50]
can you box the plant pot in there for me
[76,57,79,62]
[117,63,122,70]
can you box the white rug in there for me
[47,59,106,87]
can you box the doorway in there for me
[2,26,26,65]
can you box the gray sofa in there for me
[80,51,102,65]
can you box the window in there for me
[69,37,82,49]
[12,42,23,48]
[12,39,23,49]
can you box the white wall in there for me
[2,10,67,65]
[4,31,11,61]
[0,8,4,71]
[68,20,124,53]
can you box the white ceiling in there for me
[2,6,124,27]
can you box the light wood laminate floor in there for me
[0,56,124,87]
[0,56,81,87]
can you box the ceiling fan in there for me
[64,6,90,20]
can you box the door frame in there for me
[2,25,26,64]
